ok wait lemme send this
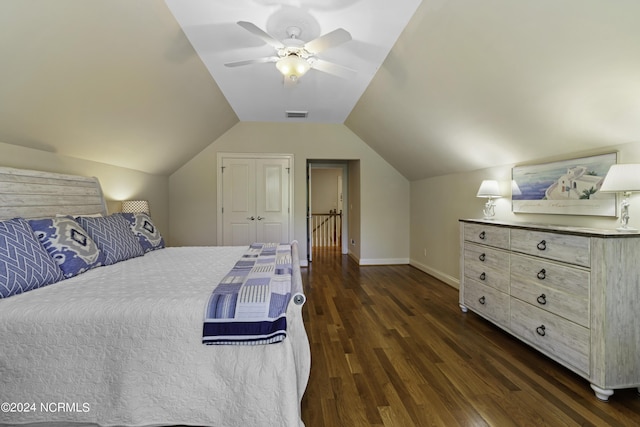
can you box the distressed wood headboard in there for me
[0,166,108,220]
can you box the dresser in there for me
[459,219,640,401]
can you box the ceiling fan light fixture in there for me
[276,54,311,81]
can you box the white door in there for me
[221,156,291,246]
[221,158,256,246]
[255,158,290,243]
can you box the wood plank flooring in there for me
[300,248,640,427]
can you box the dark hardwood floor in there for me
[300,247,640,427]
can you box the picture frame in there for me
[512,152,617,216]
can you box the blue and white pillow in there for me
[0,218,64,298]
[119,213,165,253]
[28,217,104,278]
[76,214,144,266]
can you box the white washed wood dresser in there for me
[459,219,640,401]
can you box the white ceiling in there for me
[2,1,640,180]
[165,0,422,123]
[346,0,640,180]
[0,0,238,176]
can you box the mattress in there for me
[0,245,309,427]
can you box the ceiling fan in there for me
[225,21,355,84]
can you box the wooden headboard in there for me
[0,166,108,220]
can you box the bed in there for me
[0,166,310,427]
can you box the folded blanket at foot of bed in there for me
[202,242,294,345]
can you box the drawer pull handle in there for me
[479,253,486,262]
[479,272,486,281]
[536,325,546,337]
[537,240,547,251]
[479,231,486,240]
[479,296,486,305]
[537,294,547,305]
[537,269,546,280]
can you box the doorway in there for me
[307,161,349,262]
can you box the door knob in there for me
[247,216,255,220]
[257,216,264,220]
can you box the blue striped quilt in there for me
[202,243,293,345]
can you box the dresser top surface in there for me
[459,218,640,238]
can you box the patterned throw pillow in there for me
[76,214,144,266]
[28,217,104,278]
[0,218,64,298]
[119,213,165,253]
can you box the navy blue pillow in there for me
[76,214,144,266]
[28,217,105,278]
[119,213,165,253]
[0,218,64,298]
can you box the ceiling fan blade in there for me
[237,21,285,49]
[224,57,278,67]
[304,28,352,54]
[310,59,356,79]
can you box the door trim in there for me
[217,152,294,246]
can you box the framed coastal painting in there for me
[512,152,617,216]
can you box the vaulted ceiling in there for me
[1,1,640,180]
[165,0,421,123]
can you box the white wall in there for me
[169,122,410,264]
[410,142,640,288]
[311,168,341,213]
[0,141,170,241]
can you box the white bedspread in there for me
[0,246,310,427]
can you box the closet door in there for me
[256,158,290,244]
[220,155,291,246]
[221,157,256,246]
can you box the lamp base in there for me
[482,199,496,219]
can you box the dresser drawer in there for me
[510,229,590,267]
[510,254,589,327]
[510,298,589,375]
[464,223,510,249]
[464,244,510,293]
[464,280,510,327]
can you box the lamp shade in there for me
[477,180,501,198]
[121,200,150,214]
[276,54,311,81]
[599,164,640,193]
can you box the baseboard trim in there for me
[409,259,459,289]
[359,258,410,265]
[346,252,410,266]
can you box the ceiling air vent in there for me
[286,111,308,119]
